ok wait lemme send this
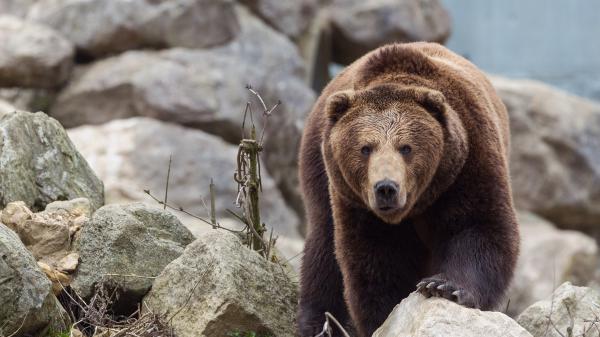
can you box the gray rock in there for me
[328,0,451,64]
[0,15,74,88]
[373,292,532,337]
[0,0,38,17]
[71,203,194,312]
[143,230,298,337]
[0,87,56,114]
[67,117,302,240]
[492,76,600,233]
[27,0,240,57]
[0,223,70,337]
[51,6,315,216]
[517,282,600,337]
[241,0,318,38]
[507,212,598,317]
[0,111,104,212]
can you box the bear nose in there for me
[374,179,399,207]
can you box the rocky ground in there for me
[1,1,600,337]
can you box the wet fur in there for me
[297,42,519,337]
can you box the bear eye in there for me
[361,145,372,156]
[399,145,412,155]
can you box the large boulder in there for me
[51,6,315,215]
[143,230,298,337]
[507,212,598,317]
[0,15,74,88]
[70,203,194,313]
[517,282,600,337]
[0,223,70,337]
[67,117,302,239]
[492,76,600,234]
[373,292,532,337]
[27,0,240,57]
[328,0,451,64]
[0,111,104,212]
[241,0,318,39]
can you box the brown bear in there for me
[297,42,520,337]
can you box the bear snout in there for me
[374,179,403,211]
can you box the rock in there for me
[517,282,600,337]
[1,198,91,266]
[0,15,74,88]
[0,87,56,113]
[328,0,451,64]
[0,223,70,337]
[71,203,195,313]
[0,201,34,230]
[67,117,302,239]
[27,0,240,57]
[37,261,70,295]
[241,0,318,38]
[0,111,104,212]
[0,0,38,17]
[143,230,297,337]
[507,212,598,317]
[52,6,315,216]
[373,292,532,337]
[57,252,78,272]
[492,76,600,233]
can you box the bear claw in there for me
[416,275,478,308]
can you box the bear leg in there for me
[298,215,350,337]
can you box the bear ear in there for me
[326,90,355,123]
[416,89,447,125]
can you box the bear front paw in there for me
[416,275,478,308]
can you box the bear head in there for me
[323,84,468,224]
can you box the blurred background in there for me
[1,0,599,318]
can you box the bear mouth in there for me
[377,206,400,214]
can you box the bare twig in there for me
[210,178,217,229]
[144,189,243,233]
[313,312,352,337]
[164,155,172,210]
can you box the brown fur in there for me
[297,42,519,337]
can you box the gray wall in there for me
[441,0,600,101]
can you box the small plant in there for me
[145,85,280,260]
